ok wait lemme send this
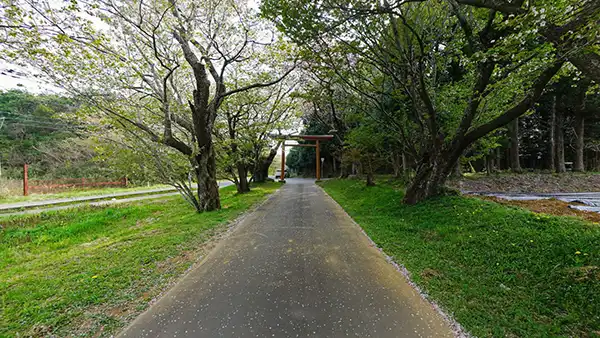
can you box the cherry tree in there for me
[1,0,296,211]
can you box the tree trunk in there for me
[452,157,463,177]
[226,133,250,193]
[509,118,522,173]
[365,158,375,186]
[486,154,494,175]
[402,152,409,181]
[555,105,566,173]
[173,31,221,212]
[495,147,502,170]
[392,151,402,178]
[403,157,448,205]
[253,165,269,183]
[548,95,556,170]
[573,79,589,172]
[236,163,250,193]
[366,172,375,186]
[253,145,279,183]
[574,110,585,172]
[194,147,221,211]
[332,157,337,176]
[339,162,349,178]
[339,149,350,178]
[191,102,221,211]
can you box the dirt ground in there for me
[451,172,600,193]
[474,195,600,223]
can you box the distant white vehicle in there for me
[274,169,288,179]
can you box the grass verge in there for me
[0,183,279,337]
[319,179,600,337]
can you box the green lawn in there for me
[0,183,279,337]
[319,179,600,337]
[0,184,172,204]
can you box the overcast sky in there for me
[0,60,61,93]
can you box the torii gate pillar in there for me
[316,140,321,180]
[280,143,286,182]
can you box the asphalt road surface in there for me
[0,192,179,217]
[119,179,454,338]
[469,191,600,212]
[0,187,177,211]
[0,182,233,217]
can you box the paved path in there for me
[469,191,600,212]
[0,187,177,211]
[0,192,179,217]
[119,179,454,338]
[0,182,233,217]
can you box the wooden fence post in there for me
[123,177,128,187]
[23,163,29,196]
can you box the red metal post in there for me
[280,144,286,181]
[23,163,29,196]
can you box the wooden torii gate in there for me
[277,134,334,181]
